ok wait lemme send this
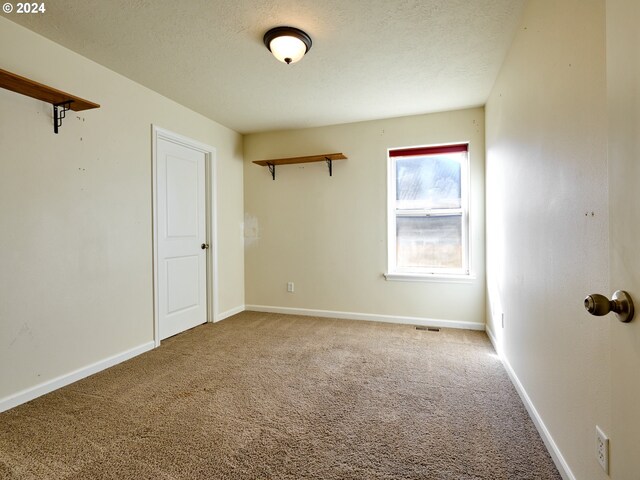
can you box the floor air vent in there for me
[416,326,440,332]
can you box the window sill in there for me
[384,272,477,284]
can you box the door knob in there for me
[584,290,634,323]
[201,243,209,250]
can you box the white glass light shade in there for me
[269,35,307,64]
[263,27,312,65]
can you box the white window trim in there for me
[383,272,476,284]
[385,144,471,281]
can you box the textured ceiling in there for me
[6,0,526,133]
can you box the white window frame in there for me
[385,143,471,281]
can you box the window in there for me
[387,143,469,278]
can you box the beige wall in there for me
[0,18,244,403]
[485,1,609,478]
[607,0,640,476]
[243,108,485,326]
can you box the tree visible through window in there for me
[388,144,469,275]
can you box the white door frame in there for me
[151,125,218,347]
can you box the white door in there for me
[156,137,207,340]
[607,0,640,477]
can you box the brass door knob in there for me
[584,290,634,323]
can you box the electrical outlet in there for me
[596,425,609,473]
[287,282,294,293]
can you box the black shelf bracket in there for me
[325,157,333,176]
[53,101,72,134]
[267,162,276,180]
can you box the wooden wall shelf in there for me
[253,153,347,180]
[0,68,100,134]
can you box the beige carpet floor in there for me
[0,312,561,479]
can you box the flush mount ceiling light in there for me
[263,26,312,65]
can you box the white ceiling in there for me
[8,0,526,134]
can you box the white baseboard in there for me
[485,325,502,356]
[0,341,155,413]
[485,327,575,480]
[245,304,485,331]
[215,305,245,322]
